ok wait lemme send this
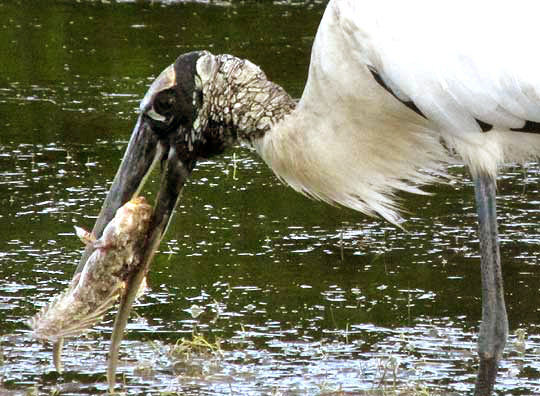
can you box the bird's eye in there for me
[153,89,177,116]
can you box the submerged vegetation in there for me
[129,332,445,396]
[131,331,451,396]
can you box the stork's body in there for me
[264,0,540,219]
[68,1,540,395]
[260,5,540,392]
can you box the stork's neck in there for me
[195,54,296,148]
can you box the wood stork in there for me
[72,1,540,394]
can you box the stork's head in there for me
[86,50,294,263]
[138,50,235,168]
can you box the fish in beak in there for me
[28,197,153,372]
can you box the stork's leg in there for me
[473,173,508,396]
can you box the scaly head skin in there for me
[189,53,296,150]
[135,51,296,170]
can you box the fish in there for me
[28,196,153,343]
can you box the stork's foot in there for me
[474,357,499,396]
[474,317,507,396]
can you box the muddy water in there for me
[1,1,540,395]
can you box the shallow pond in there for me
[1,1,540,395]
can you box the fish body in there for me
[28,197,152,341]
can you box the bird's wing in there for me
[357,1,540,125]
[258,0,540,224]
[333,0,540,172]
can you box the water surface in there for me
[1,1,540,395]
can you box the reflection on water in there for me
[1,1,540,395]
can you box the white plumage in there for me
[256,0,540,225]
